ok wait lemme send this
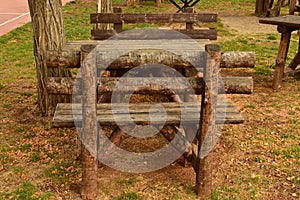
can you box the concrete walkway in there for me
[0,0,73,36]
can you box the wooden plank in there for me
[259,15,300,29]
[47,50,80,68]
[90,13,218,24]
[47,49,258,70]
[46,76,253,95]
[52,102,244,128]
[46,77,205,95]
[91,29,217,40]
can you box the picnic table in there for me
[259,15,300,89]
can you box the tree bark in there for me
[220,52,256,68]
[289,0,297,14]
[255,0,270,16]
[96,0,112,30]
[28,0,71,116]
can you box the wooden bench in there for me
[47,39,250,199]
[90,7,218,40]
[45,9,253,199]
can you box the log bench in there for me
[90,7,218,40]
[46,38,251,199]
[45,9,254,200]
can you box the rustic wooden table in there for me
[259,15,300,89]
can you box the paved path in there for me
[0,0,73,36]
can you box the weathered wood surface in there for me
[46,77,205,95]
[91,29,217,40]
[46,76,253,95]
[47,48,204,69]
[52,101,244,128]
[48,38,208,68]
[47,51,80,68]
[220,51,256,68]
[90,13,218,24]
[221,77,253,94]
[259,15,300,29]
[47,48,256,69]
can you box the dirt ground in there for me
[220,15,278,34]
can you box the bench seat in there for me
[52,101,244,128]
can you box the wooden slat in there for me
[52,102,244,128]
[46,77,205,95]
[90,13,218,24]
[47,49,259,70]
[91,29,217,40]
[46,76,253,95]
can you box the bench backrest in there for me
[90,7,218,40]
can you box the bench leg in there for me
[273,31,291,89]
[195,154,212,199]
[193,44,220,198]
[288,50,300,70]
[98,127,127,159]
[81,144,98,200]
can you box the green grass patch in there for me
[0,153,13,164]
[0,181,54,200]
[30,151,41,162]
[113,191,143,200]
[45,161,80,183]
[14,144,32,152]
[117,177,138,187]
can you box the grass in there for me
[0,0,299,199]
[0,181,54,200]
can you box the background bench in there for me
[90,7,218,40]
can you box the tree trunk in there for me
[96,0,112,30]
[255,0,270,16]
[28,0,71,116]
[156,0,162,7]
[289,0,297,14]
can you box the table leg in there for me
[288,52,300,70]
[273,31,291,89]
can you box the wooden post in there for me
[273,26,292,89]
[113,7,123,32]
[195,44,221,199]
[186,7,194,30]
[80,45,99,200]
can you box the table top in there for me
[259,15,300,29]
